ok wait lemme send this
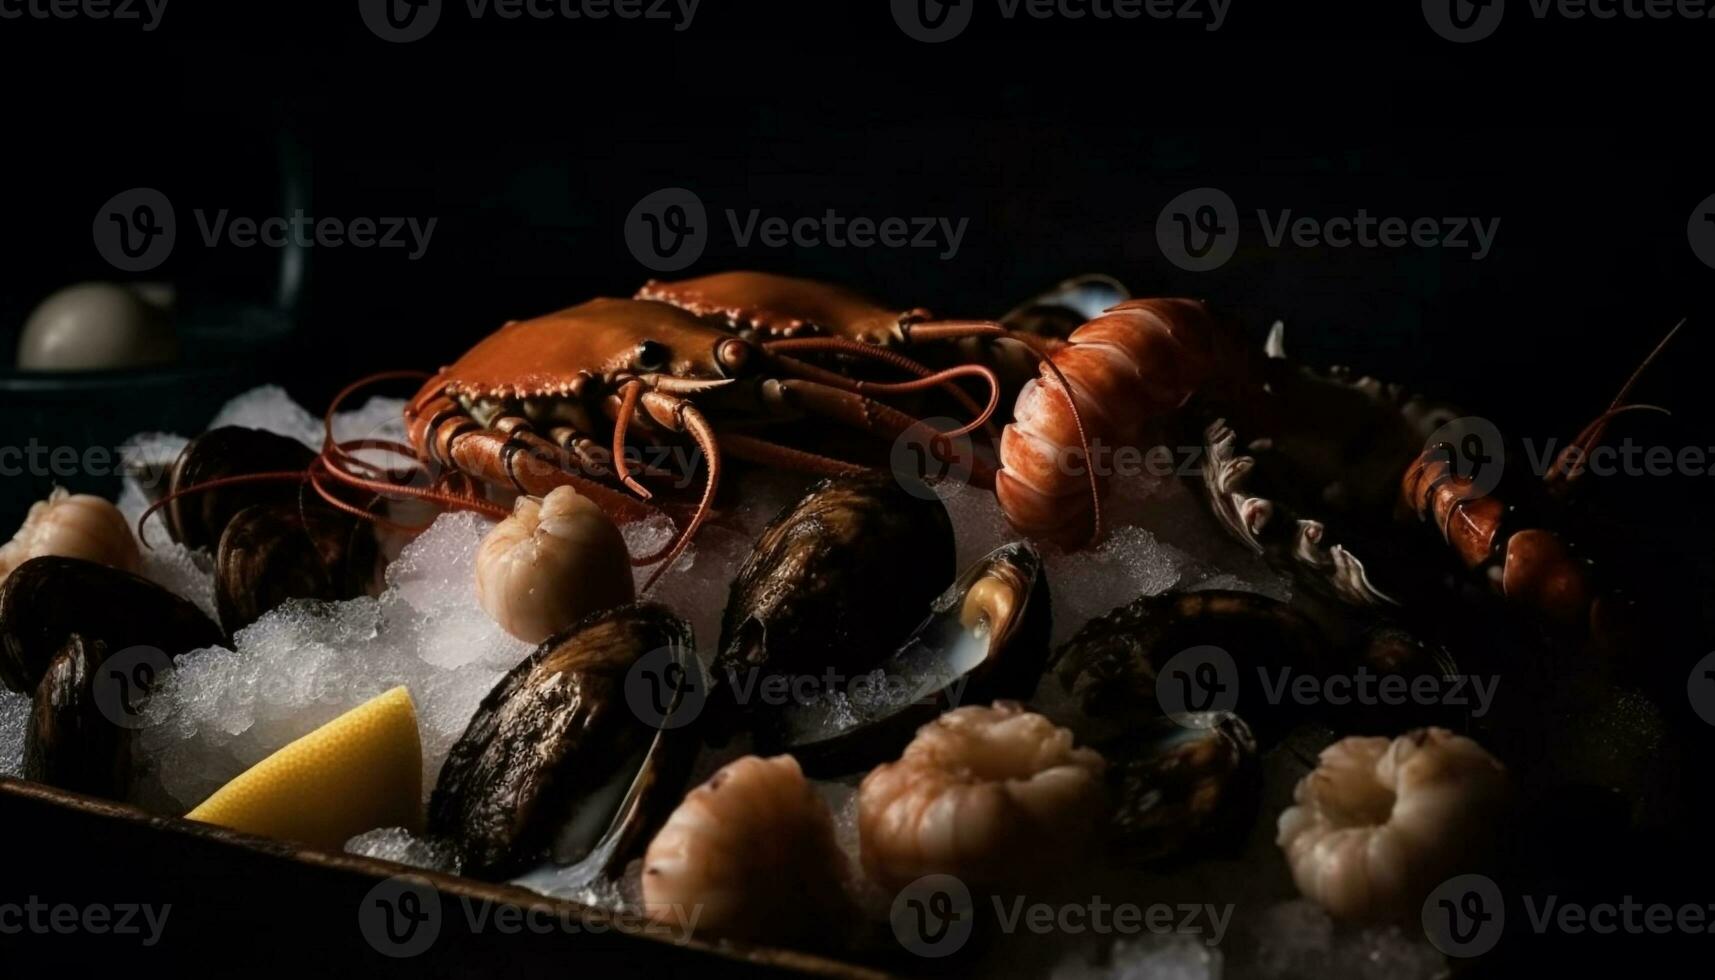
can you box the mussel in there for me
[1100,711,1259,861]
[768,542,1052,775]
[215,502,377,633]
[713,474,954,718]
[23,635,132,799]
[0,556,224,694]
[165,426,316,550]
[1052,589,1329,744]
[429,603,699,881]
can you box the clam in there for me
[23,635,132,800]
[768,542,1051,774]
[166,426,316,550]
[0,556,224,694]
[713,474,954,721]
[214,502,378,633]
[1100,711,1259,862]
[429,603,699,881]
[1052,589,1330,744]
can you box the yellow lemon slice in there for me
[186,686,424,849]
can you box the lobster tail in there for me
[995,299,1234,545]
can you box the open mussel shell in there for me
[429,603,699,881]
[167,426,316,550]
[1001,273,1130,337]
[24,635,132,800]
[215,502,378,633]
[1051,589,1332,745]
[0,556,224,694]
[1101,711,1259,862]
[767,542,1052,776]
[713,474,954,728]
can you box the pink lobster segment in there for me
[996,298,1240,546]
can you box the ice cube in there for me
[346,826,464,875]
[0,690,30,778]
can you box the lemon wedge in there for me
[185,686,424,848]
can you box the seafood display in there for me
[642,754,853,945]
[857,702,1108,891]
[1276,729,1508,921]
[1,268,1702,980]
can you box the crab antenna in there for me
[612,380,654,500]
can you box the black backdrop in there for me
[3,4,1715,974]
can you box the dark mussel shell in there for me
[429,603,699,881]
[1102,711,1259,862]
[0,556,224,694]
[1052,589,1331,745]
[215,502,378,633]
[713,474,954,716]
[769,542,1051,775]
[167,426,316,550]
[24,635,131,799]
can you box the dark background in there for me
[2,4,1713,974]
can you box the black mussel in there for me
[1101,711,1259,862]
[215,502,378,633]
[1052,589,1331,744]
[713,474,954,718]
[24,635,132,799]
[167,426,316,550]
[0,556,224,694]
[769,542,1051,775]
[429,603,699,881]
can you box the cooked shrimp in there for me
[857,702,1107,891]
[642,754,852,945]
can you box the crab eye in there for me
[635,340,669,372]
[716,338,752,377]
